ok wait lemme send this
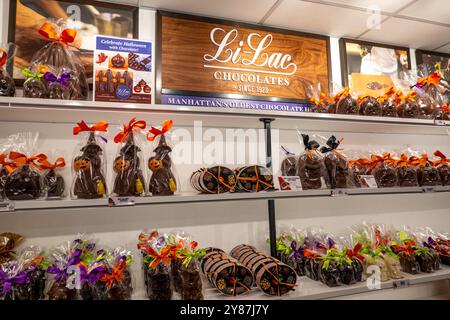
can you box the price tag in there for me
[393,279,410,289]
[359,175,378,188]
[108,197,135,207]
[434,119,447,126]
[331,189,348,197]
[0,201,15,212]
[277,176,302,191]
[422,186,436,193]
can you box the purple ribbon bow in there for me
[290,240,304,259]
[0,270,29,294]
[47,266,67,282]
[79,265,105,284]
[423,237,436,249]
[44,71,70,87]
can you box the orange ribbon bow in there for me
[0,49,7,69]
[396,153,410,168]
[417,72,441,88]
[114,118,146,143]
[147,120,173,142]
[357,94,371,103]
[37,157,66,170]
[334,86,350,102]
[0,153,16,173]
[38,22,77,45]
[73,120,109,135]
[143,246,171,268]
[8,151,47,171]
[309,92,326,105]
[100,260,126,288]
[433,150,449,166]
[440,105,449,114]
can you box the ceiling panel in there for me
[320,0,414,13]
[265,0,385,37]
[398,0,450,24]
[434,43,450,54]
[139,0,277,23]
[362,17,450,50]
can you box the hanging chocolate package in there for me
[112,118,147,197]
[3,132,46,200]
[147,120,178,196]
[297,134,329,190]
[26,20,88,100]
[71,121,108,199]
[320,136,353,189]
[0,43,15,97]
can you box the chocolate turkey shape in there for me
[73,132,107,199]
[113,132,145,197]
[149,135,176,196]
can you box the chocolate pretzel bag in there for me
[112,118,147,197]
[71,121,108,199]
[26,20,88,100]
[147,120,178,196]
[0,43,15,97]
[3,132,46,200]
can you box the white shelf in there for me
[0,97,448,134]
[2,185,449,213]
[204,265,450,300]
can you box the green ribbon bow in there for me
[181,248,206,268]
[21,68,43,80]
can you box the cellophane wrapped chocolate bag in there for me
[71,121,108,199]
[306,83,328,113]
[98,249,133,300]
[394,152,419,187]
[280,146,297,177]
[335,87,359,115]
[21,66,48,99]
[357,94,382,116]
[371,152,399,188]
[377,87,397,117]
[410,152,442,187]
[3,132,46,200]
[0,43,15,97]
[433,150,450,186]
[0,144,15,202]
[112,118,147,197]
[320,135,354,189]
[147,120,178,196]
[39,155,66,199]
[296,134,329,190]
[416,64,447,107]
[26,20,88,100]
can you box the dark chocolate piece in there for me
[4,165,42,200]
[148,135,176,196]
[44,169,65,198]
[417,164,441,186]
[336,95,358,115]
[0,69,15,97]
[397,102,419,118]
[113,133,145,197]
[73,132,107,199]
[358,96,382,116]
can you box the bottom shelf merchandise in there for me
[1,224,450,300]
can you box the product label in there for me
[108,197,135,207]
[359,175,378,188]
[0,200,14,212]
[94,36,153,104]
[277,176,303,191]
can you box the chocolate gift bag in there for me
[412,153,441,187]
[0,150,15,202]
[0,43,15,97]
[21,67,48,99]
[377,87,397,117]
[3,132,46,200]
[395,90,420,118]
[306,83,328,113]
[26,20,88,100]
[296,134,329,190]
[280,146,297,176]
[100,253,133,300]
[395,153,419,187]
[416,65,447,107]
[147,120,178,196]
[71,121,108,199]
[335,87,359,115]
[357,94,382,116]
[371,153,399,188]
[112,118,147,197]
[320,136,353,189]
[433,150,450,186]
[39,156,66,199]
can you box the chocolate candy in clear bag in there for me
[23,78,48,98]
[436,164,450,186]
[180,262,203,300]
[336,95,359,115]
[397,166,419,187]
[0,69,15,97]
[397,102,420,118]
[418,164,441,186]
[281,156,297,176]
[381,100,397,117]
[373,163,398,188]
[0,167,8,201]
[297,154,324,190]
[318,260,340,287]
[358,96,382,116]
[4,164,43,200]
[43,168,65,198]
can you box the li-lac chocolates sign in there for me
[157,11,331,113]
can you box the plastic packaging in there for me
[112,118,147,197]
[320,136,353,189]
[235,165,273,192]
[0,149,15,202]
[26,20,88,100]
[0,43,15,97]
[147,120,178,196]
[71,121,108,199]
[357,94,382,116]
[377,87,397,117]
[297,134,329,190]
[411,153,441,187]
[371,152,399,188]
[21,66,47,99]
[433,150,450,186]
[280,146,297,176]
[395,153,419,187]
[39,156,66,199]
[3,132,46,200]
[307,83,327,113]
[190,166,236,194]
[335,87,359,115]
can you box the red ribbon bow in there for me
[147,120,173,142]
[99,260,126,288]
[38,22,77,45]
[142,246,171,268]
[37,157,66,170]
[433,150,449,166]
[73,121,109,135]
[346,243,365,261]
[114,118,146,143]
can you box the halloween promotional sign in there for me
[94,35,153,103]
[158,12,330,113]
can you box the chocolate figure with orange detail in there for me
[73,132,107,199]
[148,133,177,196]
